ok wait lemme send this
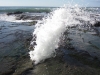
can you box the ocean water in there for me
[0,6,53,13]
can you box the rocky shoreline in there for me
[0,12,100,75]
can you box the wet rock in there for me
[64,64,68,68]
[29,21,37,25]
[25,35,33,48]
[16,14,43,20]
[67,46,75,50]
[32,16,43,20]
[26,37,32,42]
[94,56,98,60]
[76,50,91,57]
[16,15,32,20]
[20,68,33,75]
[23,53,100,75]
[69,50,100,69]
[0,57,16,75]
[7,11,23,15]
[94,21,100,27]
[13,11,23,14]
[93,27,100,36]
[0,27,2,30]
[12,57,33,75]
[16,15,25,20]
[7,12,13,15]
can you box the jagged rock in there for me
[16,15,27,20]
[13,11,23,14]
[7,11,23,15]
[76,50,91,57]
[94,21,100,27]
[16,14,43,20]
[0,57,16,75]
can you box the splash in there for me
[29,4,95,64]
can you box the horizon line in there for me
[0,6,100,8]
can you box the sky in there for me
[0,0,100,7]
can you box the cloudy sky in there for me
[0,0,100,7]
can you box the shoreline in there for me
[0,9,100,75]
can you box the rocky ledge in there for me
[7,11,23,15]
[0,12,100,75]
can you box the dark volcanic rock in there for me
[76,50,91,57]
[0,57,16,75]
[16,14,43,20]
[16,15,26,20]
[7,11,23,15]
[94,21,100,27]
[13,11,23,14]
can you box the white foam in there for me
[0,14,15,22]
[29,5,96,64]
[0,13,33,22]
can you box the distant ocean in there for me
[0,6,99,13]
[0,6,56,13]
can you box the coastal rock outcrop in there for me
[16,14,43,20]
[7,11,23,15]
[94,21,100,27]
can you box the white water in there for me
[0,13,33,22]
[29,5,96,64]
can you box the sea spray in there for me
[0,14,16,22]
[29,5,95,64]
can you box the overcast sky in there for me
[0,0,100,7]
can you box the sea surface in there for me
[0,6,54,13]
